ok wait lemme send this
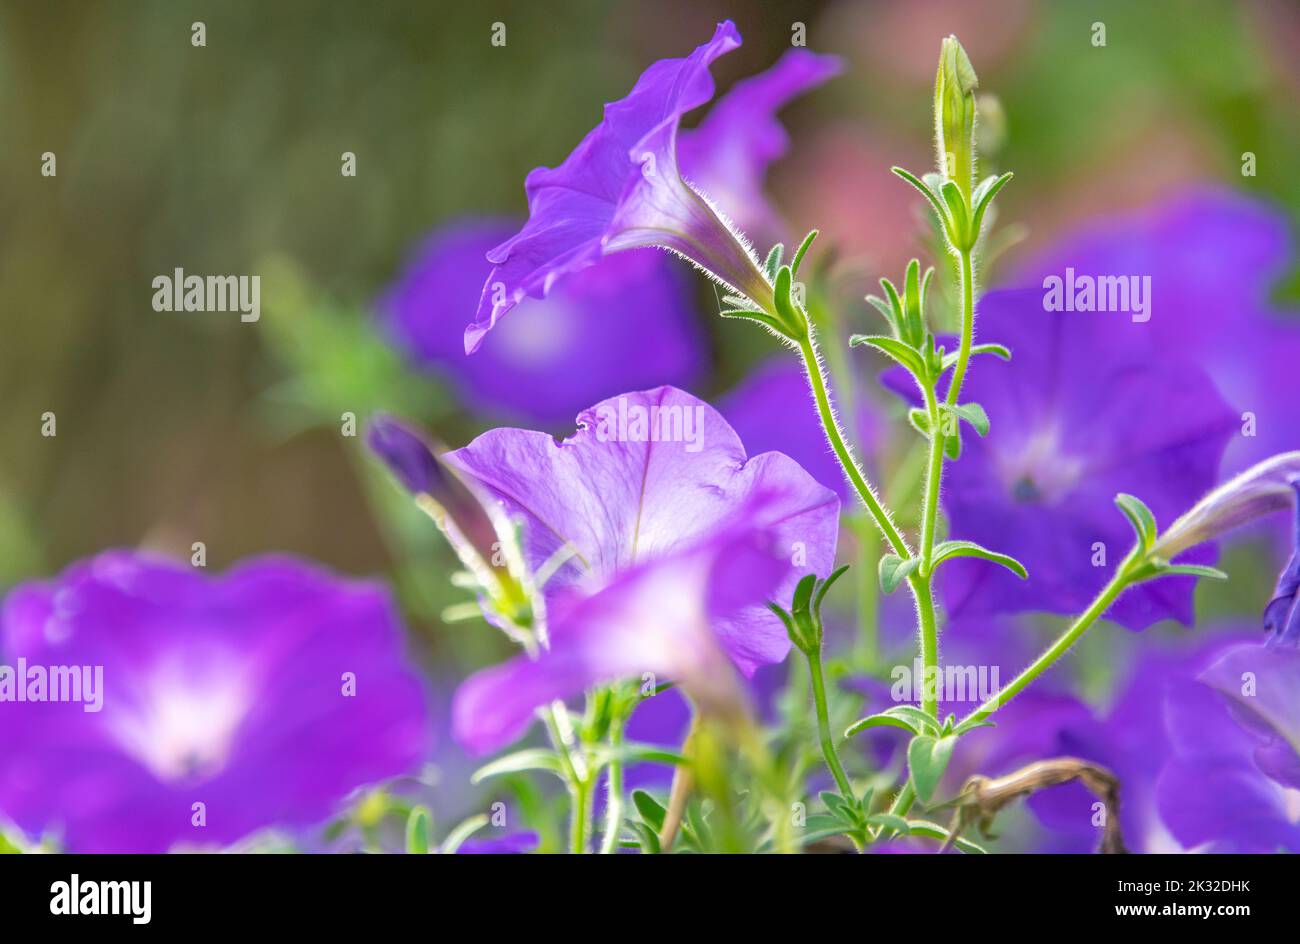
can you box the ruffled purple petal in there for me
[444,386,840,675]
[679,49,841,241]
[452,516,788,754]
[467,22,743,351]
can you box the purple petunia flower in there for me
[1157,642,1300,852]
[1013,190,1300,476]
[466,22,839,352]
[441,385,839,753]
[380,219,705,426]
[953,633,1257,853]
[0,552,431,853]
[916,286,1238,629]
[452,504,791,754]
[444,386,840,675]
[676,48,842,245]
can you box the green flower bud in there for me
[934,35,979,207]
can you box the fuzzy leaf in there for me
[878,553,921,594]
[931,539,1028,579]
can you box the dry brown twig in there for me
[940,756,1127,854]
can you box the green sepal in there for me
[791,229,818,276]
[763,243,785,280]
[1114,493,1158,553]
[1160,563,1229,580]
[969,171,1014,245]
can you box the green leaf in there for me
[439,814,488,854]
[796,814,855,847]
[470,748,565,784]
[942,402,989,437]
[628,820,661,854]
[849,334,929,382]
[405,806,432,855]
[591,742,688,768]
[1160,563,1229,581]
[878,553,921,593]
[632,789,667,831]
[820,791,858,824]
[951,716,997,737]
[905,819,989,854]
[791,229,818,276]
[907,734,957,805]
[1114,493,1158,552]
[845,703,943,738]
[864,813,911,835]
[930,539,1028,579]
[943,343,1011,370]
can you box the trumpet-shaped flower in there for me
[443,386,840,677]
[466,21,839,352]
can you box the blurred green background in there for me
[1,0,1296,641]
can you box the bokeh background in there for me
[2,0,1299,848]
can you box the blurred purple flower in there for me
[1264,480,1300,646]
[1157,642,1300,852]
[1013,189,1300,476]
[720,357,878,502]
[466,21,840,351]
[916,286,1237,629]
[954,634,1255,853]
[0,552,431,853]
[678,48,841,244]
[455,830,539,854]
[380,220,705,426]
[445,386,840,676]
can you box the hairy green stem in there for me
[962,565,1134,726]
[945,250,976,408]
[806,647,853,798]
[796,331,911,559]
[598,713,626,854]
[543,704,590,854]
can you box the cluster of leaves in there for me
[719,229,820,341]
